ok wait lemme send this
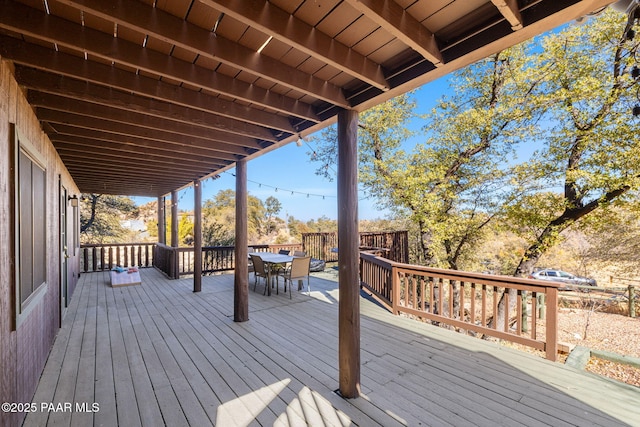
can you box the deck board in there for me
[24,268,640,427]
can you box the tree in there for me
[80,193,138,243]
[201,189,281,245]
[312,45,539,271]
[506,10,640,276]
[178,214,194,245]
[263,196,282,235]
[483,10,640,331]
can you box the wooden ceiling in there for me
[0,0,616,196]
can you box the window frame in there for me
[11,124,48,329]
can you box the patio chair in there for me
[278,256,311,298]
[271,249,291,279]
[293,250,306,257]
[249,254,269,293]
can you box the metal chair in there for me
[279,256,311,298]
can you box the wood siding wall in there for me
[0,58,80,426]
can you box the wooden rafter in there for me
[53,0,350,107]
[28,91,263,150]
[343,0,444,66]
[16,67,279,142]
[491,0,524,30]
[47,125,239,161]
[36,108,249,159]
[201,0,390,91]
[51,138,226,168]
[1,38,298,133]
[0,1,322,121]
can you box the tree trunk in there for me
[489,232,546,331]
[80,194,99,233]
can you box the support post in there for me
[193,180,202,292]
[234,159,249,322]
[337,109,360,398]
[545,287,558,361]
[170,190,178,248]
[157,196,166,245]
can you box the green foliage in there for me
[311,9,640,274]
[178,214,194,245]
[80,194,138,244]
[504,10,640,273]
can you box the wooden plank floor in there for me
[24,268,640,426]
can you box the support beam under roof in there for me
[343,0,444,66]
[202,0,391,91]
[491,0,524,30]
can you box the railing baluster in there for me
[503,291,510,332]
[516,290,522,336]
[492,286,498,330]
[460,281,465,320]
[481,284,487,327]
[470,282,476,326]
[531,291,538,340]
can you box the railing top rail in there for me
[360,251,394,268]
[361,251,560,292]
[81,242,155,248]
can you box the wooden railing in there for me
[153,243,304,279]
[360,252,560,361]
[302,230,409,264]
[80,243,156,272]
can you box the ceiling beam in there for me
[47,124,244,161]
[343,0,443,66]
[0,37,300,133]
[56,149,213,174]
[28,91,263,150]
[36,108,247,160]
[63,165,201,182]
[491,0,524,30]
[72,179,175,197]
[15,66,278,142]
[50,135,228,166]
[201,0,390,91]
[54,0,350,107]
[0,1,322,121]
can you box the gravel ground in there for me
[555,309,640,387]
[501,308,640,387]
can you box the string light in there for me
[219,171,372,201]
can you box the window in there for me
[12,124,47,326]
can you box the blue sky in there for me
[133,78,451,221]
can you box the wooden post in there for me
[629,285,636,318]
[157,196,166,245]
[391,265,400,315]
[545,287,558,361]
[537,293,546,319]
[193,180,202,293]
[234,159,249,322]
[521,291,528,333]
[337,109,360,398]
[170,190,178,248]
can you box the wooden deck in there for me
[25,268,640,427]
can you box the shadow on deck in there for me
[25,268,639,426]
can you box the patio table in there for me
[249,252,294,295]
